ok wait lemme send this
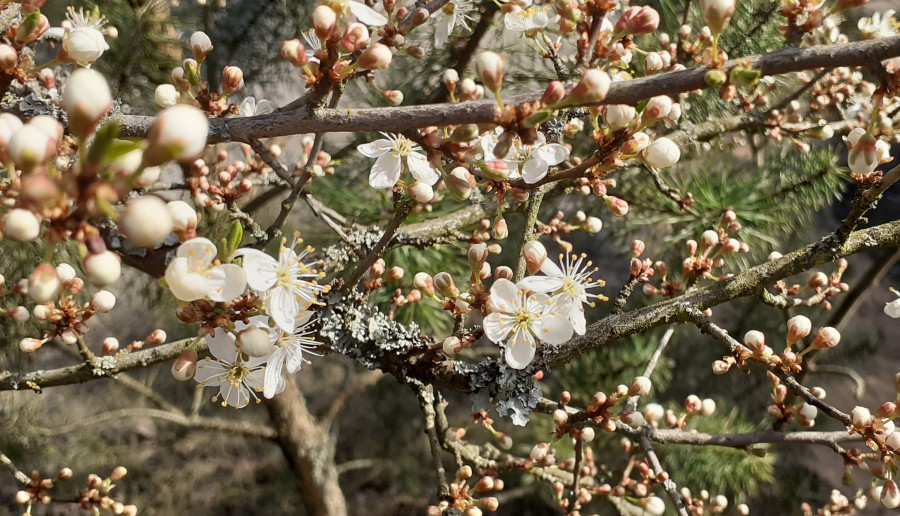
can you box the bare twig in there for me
[623,323,677,413]
[639,434,689,516]
[415,384,450,500]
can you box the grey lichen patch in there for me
[468,361,541,426]
[91,356,119,377]
[321,227,385,273]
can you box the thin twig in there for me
[623,323,677,413]
[514,188,545,282]
[415,384,450,500]
[639,434,689,516]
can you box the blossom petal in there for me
[357,139,391,158]
[484,312,514,343]
[569,303,587,335]
[886,299,900,318]
[221,383,248,408]
[540,257,565,278]
[369,152,402,189]
[532,143,569,166]
[194,359,227,385]
[176,237,218,268]
[267,286,300,333]
[254,99,275,115]
[235,248,279,291]
[349,1,388,26]
[206,264,247,302]
[206,328,238,362]
[434,15,453,46]
[490,278,521,312]
[263,350,286,399]
[165,258,210,302]
[521,157,549,184]
[407,152,441,185]
[505,327,536,369]
[533,307,574,345]
[480,134,499,161]
[518,275,562,293]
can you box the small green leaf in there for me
[87,120,122,166]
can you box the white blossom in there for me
[238,96,274,117]
[483,278,574,369]
[480,131,569,184]
[357,133,441,189]
[347,0,388,26]
[235,233,328,333]
[58,8,110,66]
[858,10,897,39]
[242,313,320,398]
[504,6,560,35]
[433,0,475,46]
[165,237,247,302]
[195,327,270,408]
[518,252,606,334]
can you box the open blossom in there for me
[238,96,274,117]
[518,252,607,334]
[357,133,441,189]
[484,278,574,369]
[346,0,388,26]
[165,237,247,302]
[433,0,475,46]
[504,6,560,35]
[56,7,110,66]
[857,9,897,39]
[235,233,328,333]
[195,327,270,408]
[481,131,569,184]
[242,313,320,398]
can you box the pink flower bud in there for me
[541,80,566,106]
[312,5,337,39]
[811,327,840,349]
[495,266,513,280]
[382,89,403,106]
[629,376,652,396]
[685,394,702,413]
[0,44,17,70]
[358,43,393,70]
[221,66,244,95]
[143,105,209,166]
[785,315,811,345]
[604,196,629,216]
[19,337,42,353]
[565,69,610,106]
[190,31,213,62]
[171,349,198,381]
[413,272,435,297]
[281,39,307,67]
[102,337,119,355]
[446,167,475,200]
[474,51,504,94]
[617,6,660,35]
[341,22,370,52]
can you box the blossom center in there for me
[226,363,250,387]
[514,308,535,328]
[390,137,415,158]
[561,277,581,297]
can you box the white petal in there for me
[490,278,521,311]
[267,286,300,333]
[194,359,227,385]
[540,258,565,278]
[504,14,527,32]
[221,383,248,408]
[235,248,279,291]
[176,237,218,268]
[206,328,238,362]
[349,1,388,26]
[254,99,274,115]
[369,152,402,189]
[484,312,514,343]
[263,350,286,399]
[533,309,574,345]
[521,158,550,184]
[569,303,587,335]
[246,368,268,392]
[435,15,453,46]
[239,97,256,117]
[357,139,391,158]
[407,152,441,185]
[480,134,499,161]
[165,258,211,302]
[886,299,900,318]
[206,264,247,302]
[505,327,536,369]
[532,143,569,166]
[518,275,563,293]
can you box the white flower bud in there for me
[603,104,636,131]
[171,350,198,381]
[798,402,817,421]
[54,263,76,282]
[583,216,602,234]
[523,240,547,274]
[83,251,122,287]
[3,208,41,241]
[786,315,812,344]
[61,26,108,66]
[743,330,765,352]
[190,31,213,61]
[442,336,462,355]
[642,137,681,169]
[91,290,117,312]
[154,84,179,109]
[645,52,663,74]
[882,480,900,509]
[8,125,54,170]
[120,196,174,248]
[407,181,434,203]
[642,96,673,124]
[19,337,43,353]
[552,409,568,426]
[167,200,198,237]
[629,376,652,396]
[701,398,716,416]
[10,306,29,323]
[142,105,210,166]
[850,406,873,428]
[530,443,549,461]
[102,337,119,355]
[581,427,595,443]
[62,68,112,137]
[643,402,664,423]
[474,51,504,94]
[885,431,900,450]
[28,264,59,303]
[644,496,666,516]
[236,327,275,357]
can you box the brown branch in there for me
[639,434,689,516]
[416,384,451,500]
[113,38,900,142]
[344,192,416,290]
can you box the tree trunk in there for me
[264,377,348,516]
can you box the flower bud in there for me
[491,218,508,240]
[565,69,610,106]
[120,196,174,248]
[59,23,107,65]
[102,337,119,355]
[407,181,434,203]
[645,52,664,74]
[882,480,900,509]
[155,84,179,109]
[743,330,765,353]
[622,411,646,427]
[685,394,702,412]
[851,406,873,428]
[446,167,475,200]
[0,44,17,70]
[785,315,811,345]
[237,327,275,357]
[618,6,660,35]
[442,68,459,91]
[83,250,122,287]
[190,31,213,62]
[171,349,198,381]
[19,337,43,353]
[468,243,488,273]
[442,336,462,355]
[530,442,549,461]
[495,266,513,280]
[700,0,736,35]
[540,80,566,106]
[642,137,681,169]
[413,272,435,297]
[604,196,629,216]
[281,39,307,67]
[358,43,393,70]
[434,272,459,298]
[312,5,337,39]
[28,264,59,303]
[167,200,199,240]
[583,216,602,234]
[474,51,504,95]
[9,125,55,171]
[4,208,40,241]
[701,398,716,416]
[143,105,209,166]
[629,376,652,396]
[603,104,636,131]
[62,68,113,137]
[811,327,840,349]
[642,95,673,125]
[221,66,244,95]
[382,89,403,106]
[92,290,117,312]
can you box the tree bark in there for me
[263,377,347,516]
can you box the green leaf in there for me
[87,120,122,166]
[218,221,243,262]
